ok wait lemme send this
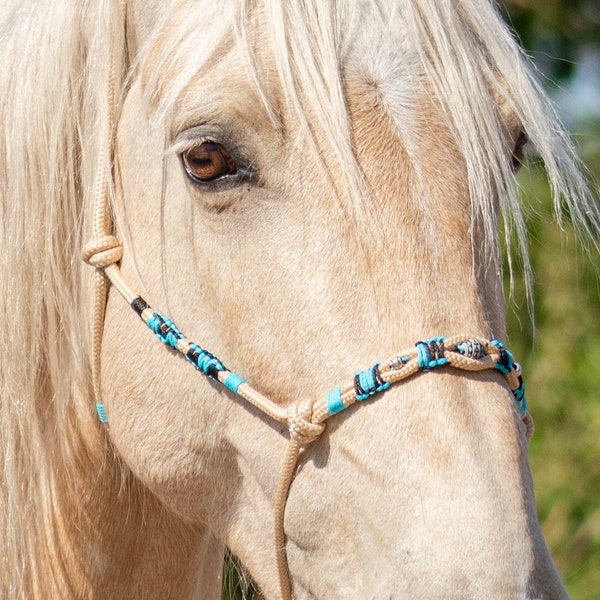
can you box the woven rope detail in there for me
[287,401,325,445]
[82,235,123,269]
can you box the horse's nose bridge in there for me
[320,193,496,350]
[284,370,534,596]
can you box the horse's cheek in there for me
[98,295,232,520]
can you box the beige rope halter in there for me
[81,5,534,598]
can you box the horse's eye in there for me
[182,142,238,182]
[511,130,528,173]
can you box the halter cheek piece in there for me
[83,234,534,600]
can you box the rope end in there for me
[96,403,109,424]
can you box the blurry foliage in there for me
[500,0,600,80]
[501,3,600,599]
[506,152,600,600]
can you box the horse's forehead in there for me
[341,4,416,71]
[133,0,419,112]
[341,16,418,117]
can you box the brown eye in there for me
[182,142,238,182]
[511,130,528,173]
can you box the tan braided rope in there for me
[81,5,533,597]
[83,0,127,427]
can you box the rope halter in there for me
[82,229,535,599]
[82,5,534,594]
[81,235,123,269]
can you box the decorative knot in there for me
[288,401,326,445]
[416,337,448,370]
[523,411,535,441]
[82,235,123,269]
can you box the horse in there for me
[1,0,598,598]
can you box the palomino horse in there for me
[1,0,598,598]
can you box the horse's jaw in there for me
[224,374,568,600]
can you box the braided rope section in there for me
[125,301,533,438]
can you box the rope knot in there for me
[82,235,123,269]
[288,401,325,445]
[523,411,535,441]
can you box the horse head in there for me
[3,1,597,598]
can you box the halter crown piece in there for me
[82,8,534,598]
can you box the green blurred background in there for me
[501,2,600,599]
[223,2,600,597]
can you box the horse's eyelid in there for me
[167,138,211,157]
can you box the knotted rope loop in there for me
[287,401,326,445]
[82,235,123,269]
[523,411,535,439]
